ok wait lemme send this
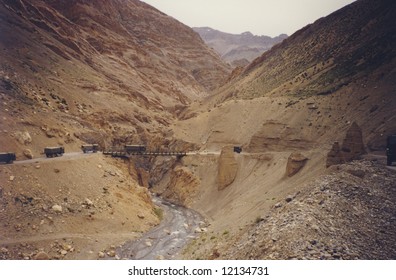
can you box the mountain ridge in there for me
[171,0,396,259]
[193,27,287,67]
[1,0,395,261]
[0,0,230,155]
[238,0,396,98]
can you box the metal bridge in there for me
[103,150,187,158]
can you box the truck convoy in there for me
[0,152,16,164]
[81,144,99,153]
[124,145,146,154]
[44,146,65,158]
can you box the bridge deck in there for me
[103,151,187,157]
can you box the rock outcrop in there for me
[326,142,342,167]
[14,131,32,145]
[340,122,366,162]
[162,166,200,207]
[327,122,366,167]
[217,146,238,190]
[286,152,308,177]
[33,251,50,260]
[136,167,150,188]
[248,121,312,152]
[23,149,33,159]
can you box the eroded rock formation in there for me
[217,146,238,190]
[286,152,308,177]
[326,141,342,167]
[340,122,366,162]
[327,122,366,167]
[162,166,200,207]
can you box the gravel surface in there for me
[222,159,396,259]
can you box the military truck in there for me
[124,145,146,154]
[44,146,64,158]
[386,135,396,166]
[233,146,242,153]
[81,144,99,153]
[0,152,16,164]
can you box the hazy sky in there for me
[140,0,356,37]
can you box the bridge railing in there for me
[103,150,187,158]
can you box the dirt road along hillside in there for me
[0,153,160,260]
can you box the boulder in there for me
[285,195,294,202]
[34,251,50,260]
[107,250,116,257]
[15,131,32,145]
[23,149,33,159]
[217,146,238,190]
[60,250,68,256]
[286,152,308,177]
[84,198,94,207]
[52,204,63,213]
[137,213,145,219]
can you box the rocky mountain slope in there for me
[178,0,396,151]
[225,160,396,260]
[1,0,395,261]
[0,0,229,260]
[170,0,396,260]
[0,0,230,157]
[193,27,287,67]
[184,159,396,260]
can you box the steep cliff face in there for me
[0,0,230,155]
[161,165,200,207]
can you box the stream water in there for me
[116,196,204,260]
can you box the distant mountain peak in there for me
[241,31,254,36]
[193,27,288,67]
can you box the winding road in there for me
[11,151,94,165]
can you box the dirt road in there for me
[12,151,96,165]
[115,196,204,260]
[8,152,206,260]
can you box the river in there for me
[115,196,204,260]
